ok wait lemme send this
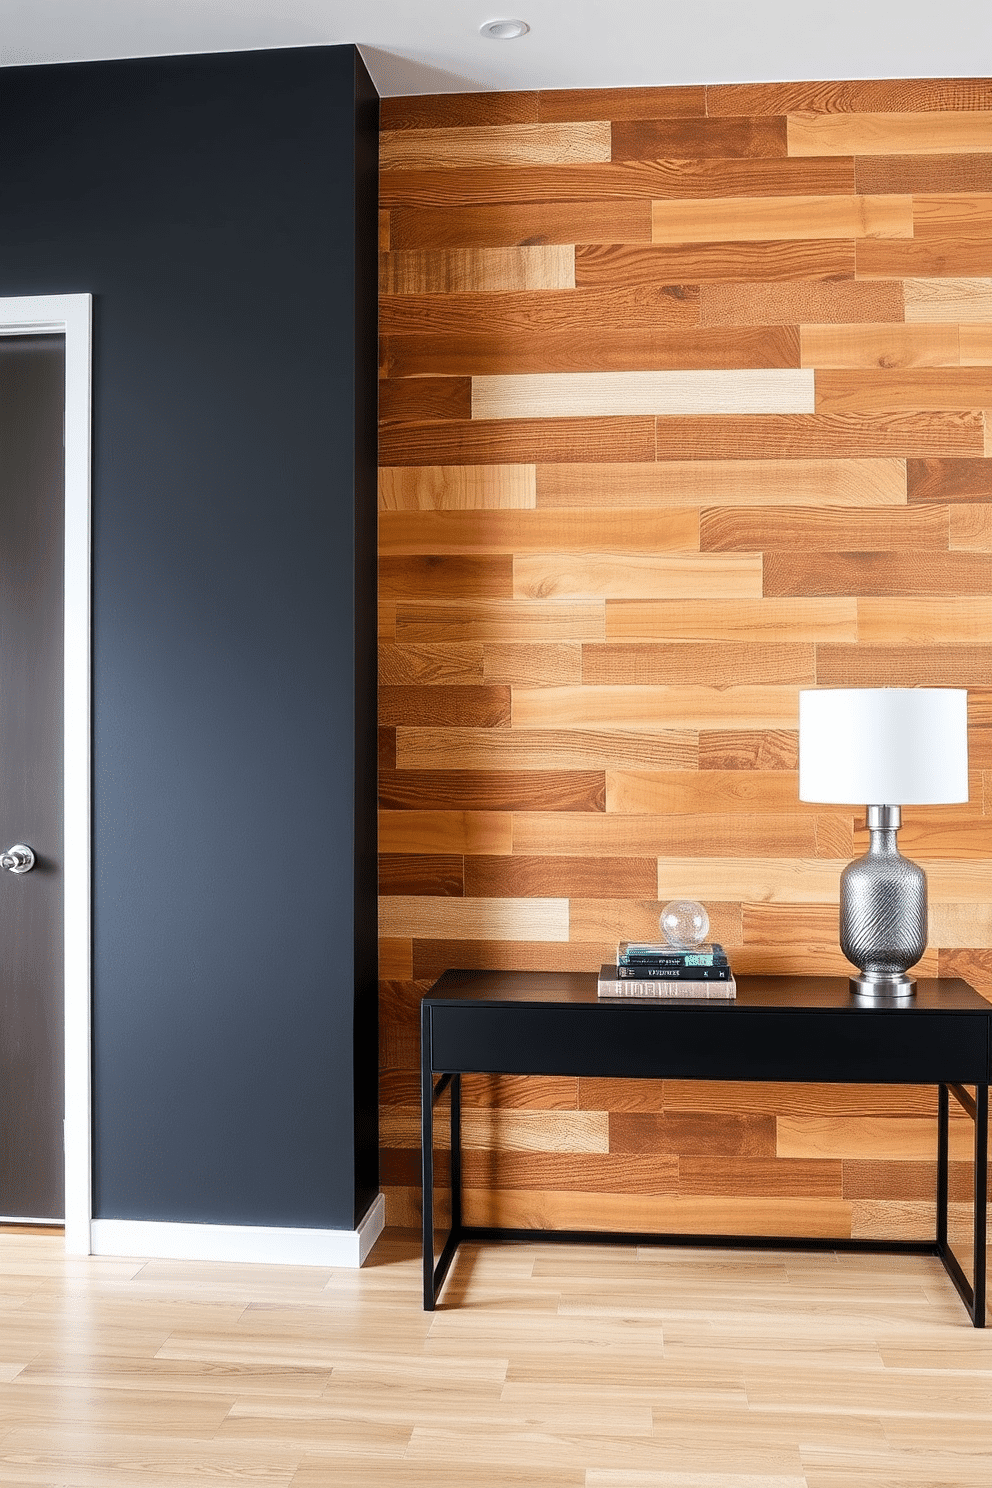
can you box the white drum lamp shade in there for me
[799,688,969,805]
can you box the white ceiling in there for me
[1,1,989,97]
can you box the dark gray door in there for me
[0,335,64,1221]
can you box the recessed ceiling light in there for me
[480,19,530,40]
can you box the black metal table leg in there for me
[937,1082,949,1251]
[974,1083,987,1326]
[938,1082,987,1326]
[421,1003,435,1310]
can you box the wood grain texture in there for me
[656,856,844,903]
[575,240,855,286]
[379,769,605,813]
[379,895,569,943]
[380,91,539,130]
[858,595,992,642]
[764,550,992,597]
[788,111,992,157]
[699,504,948,552]
[509,813,847,859]
[512,684,798,730]
[700,277,905,326]
[653,411,985,460]
[539,86,706,122]
[857,153,992,194]
[818,643,992,689]
[464,855,659,899]
[483,641,583,686]
[395,600,606,643]
[651,194,912,243]
[378,855,464,897]
[605,598,857,642]
[697,729,799,769]
[378,376,471,424]
[513,552,763,600]
[380,122,612,172]
[380,416,657,467]
[912,192,992,237]
[907,456,992,501]
[380,554,513,600]
[379,285,701,335]
[378,641,483,685]
[389,201,652,250]
[711,79,992,114]
[583,641,815,686]
[949,504,992,549]
[378,811,513,856]
[857,237,992,278]
[960,324,992,363]
[380,245,575,294]
[800,323,960,369]
[614,116,789,160]
[395,727,696,771]
[902,277,992,321]
[380,507,699,554]
[379,684,510,727]
[378,465,537,511]
[538,459,906,508]
[815,367,992,415]
[606,770,815,816]
[474,369,814,420]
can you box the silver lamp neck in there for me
[866,804,901,832]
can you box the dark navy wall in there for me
[0,46,379,1230]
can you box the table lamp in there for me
[798,688,968,1000]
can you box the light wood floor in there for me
[0,1229,990,1487]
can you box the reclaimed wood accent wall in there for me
[377,78,992,1242]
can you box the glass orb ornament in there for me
[659,899,710,948]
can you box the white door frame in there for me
[0,294,92,1253]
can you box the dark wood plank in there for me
[380,92,539,130]
[378,854,464,897]
[842,1160,985,1204]
[680,1156,843,1198]
[698,730,799,770]
[411,940,614,978]
[461,1151,680,1193]
[378,642,484,686]
[856,154,992,194]
[378,726,396,773]
[764,551,992,597]
[538,86,706,122]
[816,644,992,687]
[581,641,814,687]
[575,241,855,287]
[378,376,472,424]
[699,505,949,552]
[907,458,992,503]
[389,201,652,250]
[654,412,984,460]
[379,554,514,600]
[709,79,992,113]
[378,685,512,727]
[464,854,659,898]
[609,1111,777,1158]
[699,278,904,326]
[857,236,992,278]
[612,117,789,160]
[381,325,801,377]
[380,416,657,467]
[379,287,701,335]
[378,768,606,812]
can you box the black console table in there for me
[421,971,990,1324]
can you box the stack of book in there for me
[598,941,736,1000]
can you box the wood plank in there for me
[907,456,992,501]
[654,411,984,460]
[464,855,659,899]
[700,278,904,326]
[538,87,706,122]
[679,1157,844,1198]
[697,730,799,770]
[583,641,815,687]
[913,192,992,237]
[384,1106,609,1153]
[512,684,798,730]
[380,246,575,295]
[378,602,396,640]
[816,367,992,414]
[859,595,992,642]
[380,416,657,467]
[764,550,992,596]
[395,600,606,644]
[483,642,582,687]
[656,856,846,904]
[380,92,539,130]
[460,1151,681,1194]
[949,504,992,548]
[575,240,855,287]
[378,855,464,897]
[939,947,992,995]
[459,1073,580,1108]
[896,818,992,859]
[379,726,396,772]
[382,325,800,377]
[857,152,992,194]
[787,111,992,157]
[800,323,960,369]
[411,939,611,977]
[395,727,696,772]
[378,465,537,511]
[651,195,912,243]
[379,685,510,727]
[379,286,701,335]
[379,769,606,813]
[380,122,612,172]
[378,377,471,424]
[379,554,514,600]
[389,202,651,250]
[657,1078,938,1117]
[730,943,899,977]
[513,552,762,602]
[379,508,700,554]
[857,237,992,278]
[606,770,814,817]
[538,459,906,509]
[778,1116,974,1162]
[568,897,741,948]
[509,813,847,859]
[699,504,948,551]
[742,904,842,945]
[843,1158,980,1202]
[378,811,513,856]
[710,79,992,114]
[903,277,992,322]
[930,902,992,949]
[960,324,992,363]
[613,117,789,160]
[378,938,414,979]
[611,1111,777,1158]
[472,370,815,420]
[378,642,484,685]
[605,598,858,642]
[379,895,569,943]
[378,208,389,251]
[380,158,855,208]
[460,1188,853,1238]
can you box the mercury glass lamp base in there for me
[849,971,917,1001]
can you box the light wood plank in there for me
[913,191,992,236]
[778,1117,973,1162]
[652,195,912,242]
[378,811,513,856]
[606,599,857,642]
[788,111,992,157]
[930,901,992,947]
[378,466,537,511]
[959,324,992,363]
[379,508,700,555]
[462,1189,853,1238]
[858,595,992,642]
[949,503,992,548]
[510,813,848,860]
[607,771,811,817]
[483,642,582,687]
[512,685,798,731]
[585,641,814,686]
[700,504,947,551]
[395,728,696,771]
[537,459,907,509]
[800,323,960,369]
[378,896,569,942]
[701,278,905,326]
[395,600,606,644]
[568,898,740,947]
[513,553,762,601]
[714,78,992,113]
[382,1107,608,1153]
[473,371,815,421]
[380,122,612,171]
[903,277,992,322]
[814,368,992,415]
[653,411,984,460]
[380,246,575,295]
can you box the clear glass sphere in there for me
[659,899,709,948]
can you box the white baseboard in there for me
[90,1193,386,1268]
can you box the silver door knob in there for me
[1,844,35,873]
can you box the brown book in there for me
[598,965,736,1000]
